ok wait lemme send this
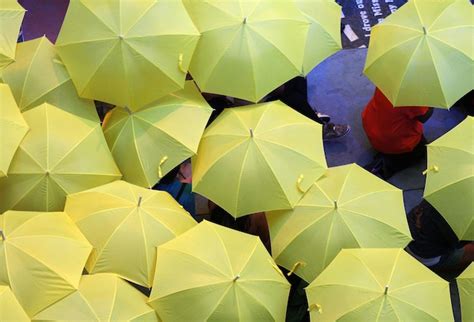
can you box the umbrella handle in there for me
[422,165,439,175]
[296,174,305,193]
[158,156,169,179]
[287,261,306,276]
[178,54,186,73]
[308,304,322,313]
[53,58,64,66]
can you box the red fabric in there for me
[362,88,429,154]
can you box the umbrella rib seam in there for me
[21,78,70,111]
[18,38,45,108]
[256,138,325,168]
[133,115,196,152]
[122,1,156,36]
[158,247,229,278]
[4,175,46,210]
[205,284,235,321]
[247,24,302,73]
[77,1,117,35]
[388,293,445,320]
[424,174,473,197]
[6,242,81,288]
[192,140,247,189]
[424,39,448,107]
[122,41,184,90]
[251,141,293,206]
[341,208,411,239]
[272,208,333,258]
[392,37,424,104]
[49,126,98,171]
[364,35,420,76]
[237,282,280,321]
[80,42,120,97]
[210,224,236,274]
[198,26,244,90]
[428,35,473,65]
[426,2,460,31]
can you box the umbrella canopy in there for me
[267,163,412,283]
[149,221,290,321]
[56,0,200,110]
[0,285,29,321]
[457,262,474,322]
[102,81,212,188]
[0,211,92,317]
[423,116,473,240]
[0,103,121,213]
[33,273,159,322]
[0,0,25,69]
[183,0,309,102]
[0,83,29,177]
[306,248,454,321]
[1,36,98,121]
[65,180,197,288]
[192,100,327,217]
[364,0,474,108]
[296,0,342,75]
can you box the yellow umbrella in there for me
[423,116,473,240]
[0,0,25,69]
[0,211,92,317]
[1,36,98,121]
[457,262,474,322]
[192,100,327,218]
[33,273,159,321]
[65,180,197,288]
[0,285,29,321]
[296,0,342,75]
[306,249,454,321]
[183,0,309,102]
[364,0,473,108]
[149,221,290,321]
[56,0,200,110]
[267,163,411,283]
[0,103,121,213]
[0,83,29,177]
[102,81,212,188]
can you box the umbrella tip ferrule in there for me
[137,196,143,207]
[384,285,389,295]
[243,17,247,24]
[422,26,427,35]
[334,200,338,209]
[233,274,240,282]
[0,230,4,241]
[249,128,254,138]
[119,34,124,40]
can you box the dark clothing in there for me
[382,136,427,175]
[455,90,473,116]
[364,137,428,180]
[266,77,322,123]
[206,77,322,126]
[206,96,234,125]
[407,200,459,259]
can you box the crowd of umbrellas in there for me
[0,0,473,321]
